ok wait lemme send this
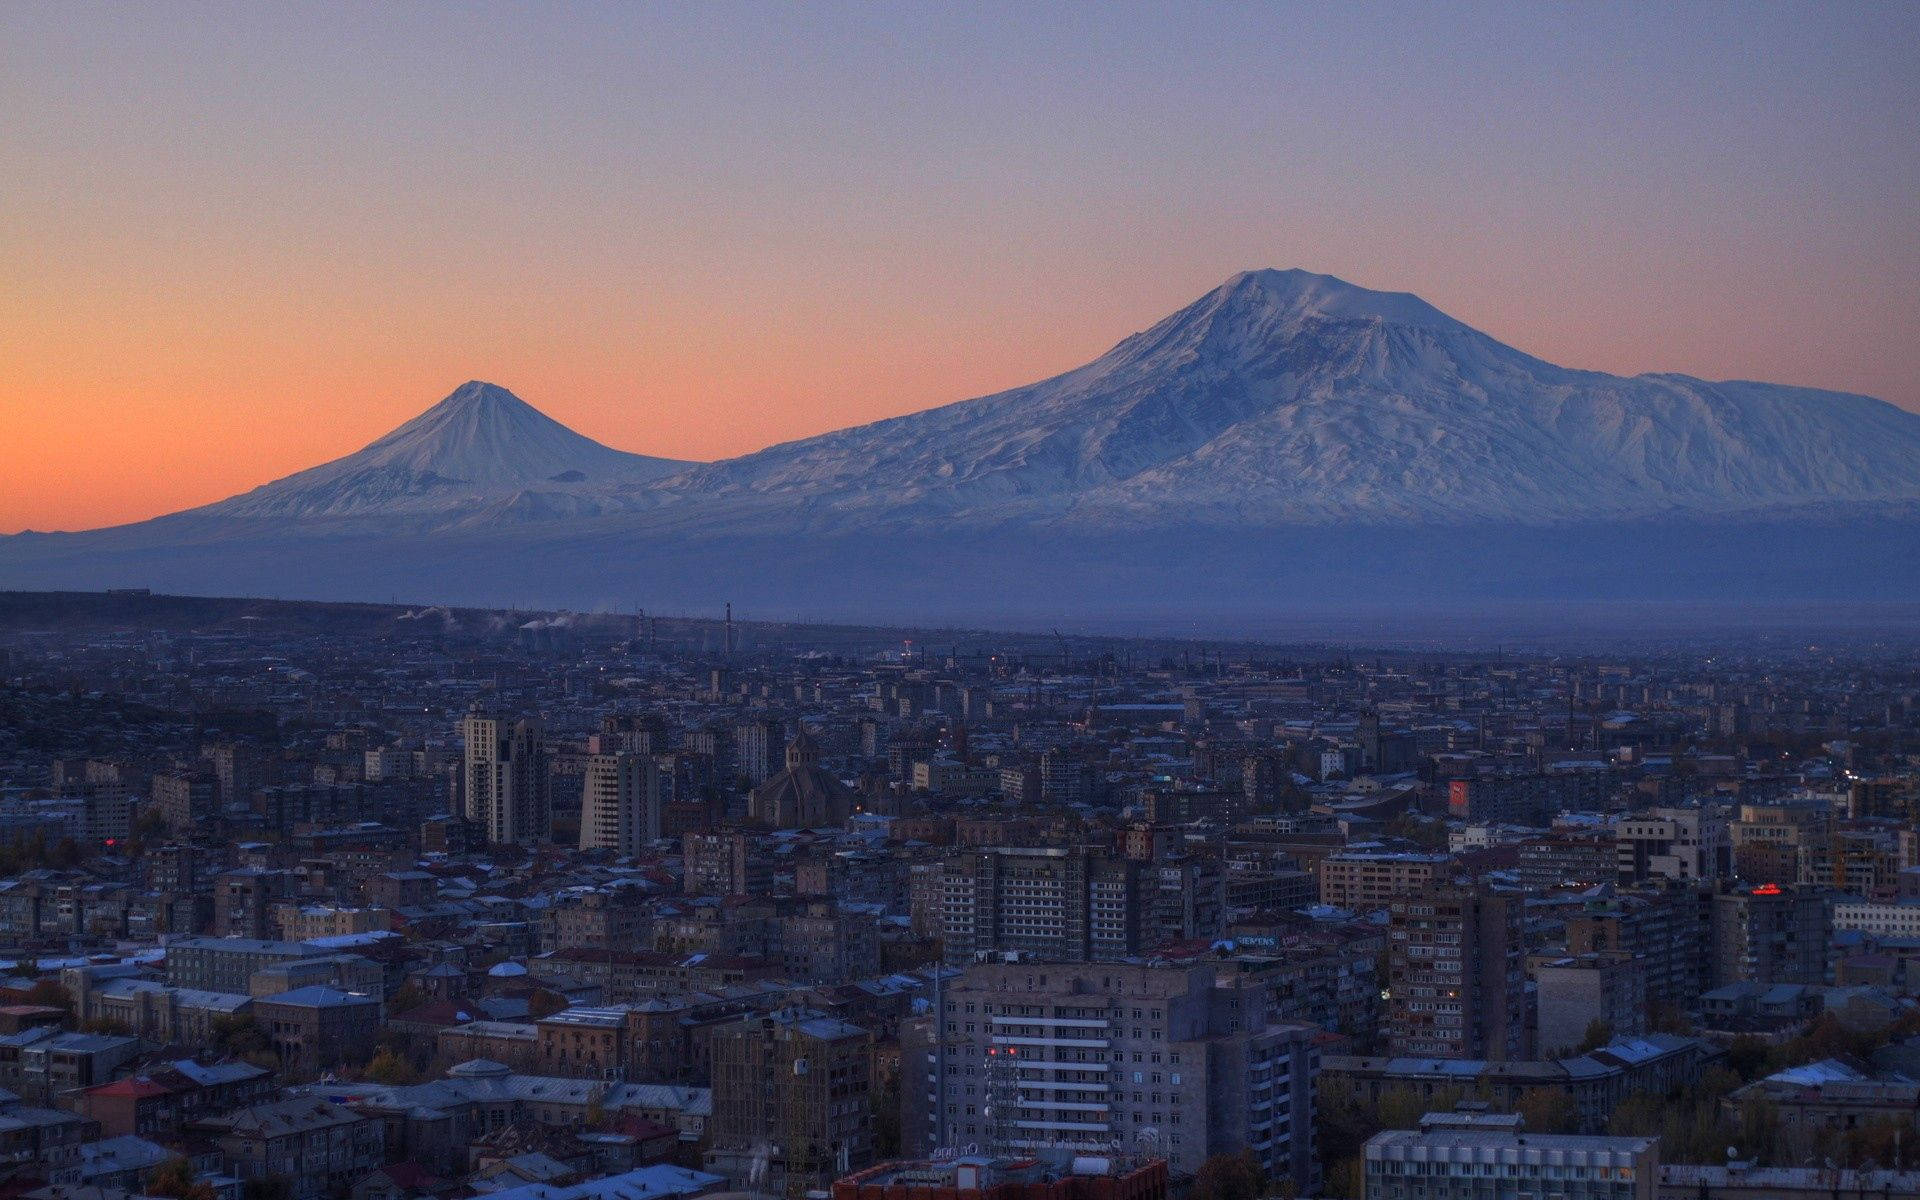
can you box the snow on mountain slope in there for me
[5,268,1920,623]
[660,269,1920,527]
[199,381,689,523]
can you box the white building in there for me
[1365,1113,1657,1200]
[1832,897,1920,938]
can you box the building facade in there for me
[1386,886,1526,1061]
[579,752,661,855]
[909,961,1319,1189]
[461,712,550,846]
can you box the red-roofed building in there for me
[78,1075,180,1138]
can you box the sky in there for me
[2,2,1917,533]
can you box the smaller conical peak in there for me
[339,379,650,486]
[429,380,533,417]
[392,381,558,444]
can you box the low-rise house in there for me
[73,976,252,1045]
[74,1134,172,1191]
[254,986,381,1074]
[471,1164,725,1200]
[0,1028,141,1104]
[1724,1058,1920,1159]
[319,1059,710,1178]
[214,1098,385,1200]
[0,1092,98,1184]
[79,1059,274,1138]
[1324,1034,1715,1134]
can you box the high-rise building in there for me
[81,786,137,847]
[214,868,295,939]
[1039,749,1099,805]
[705,1008,873,1197]
[201,742,263,809]
[684,725,736,780]
[1564,882,1712,1019]
[152,769,218,835]
[1386,885,1526,1061]
[1710,882,1831,988]
[938,846,1143,963]
[1616,807,1729,882]
[1320,851,1454,910]
[735,716,787,785]
[1533,953,1646,1056]
[1358,710,1418,774]
[907,962,1319,1189]
[460,711,549,846]
[578,753,661,856]
[1143,855,1225,948]
[683,829,768,896]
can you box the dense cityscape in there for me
[0,592,1915,1200]
[6,4,1916,1200]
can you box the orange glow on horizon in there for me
[4,7,1916,533]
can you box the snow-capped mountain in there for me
[661,269,1920,528]
[4,269,1919,624]
[196,380,687,525]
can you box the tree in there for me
[148,1158,217,1200]
[1606,1091,1664,1138]
[1377,1084,1459,1133]
[1733,1095,1783,1164]
[133,807,170,844]
[1322,1156,1365,1200]
[22,977,72,1015]
[526,989,567,1020]
[1575,1018,1614,1055]
[387,981,428,1015]
[1649,1002,1695,1036]
[1515,1087,1578,1134]
[1386,814,1448,851]
[1723,1035,1771,1081]
[1191,1151,1266,1200]
[1314,1076,1377,1169]
[211,1013,277,1072]
[80,1016,134,1036]
[364,1047,419,1085]
[872,1069,902,1158]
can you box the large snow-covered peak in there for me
[664,268,1920,525]
[1206,268,1462,331]
[195,381,690,523]
[1082,267,1511,389]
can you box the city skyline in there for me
[4,3,1918,531]
[7,9,1920,1200]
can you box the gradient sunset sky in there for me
[3,3,1917,533]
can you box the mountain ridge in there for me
[5,268,1919,622]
